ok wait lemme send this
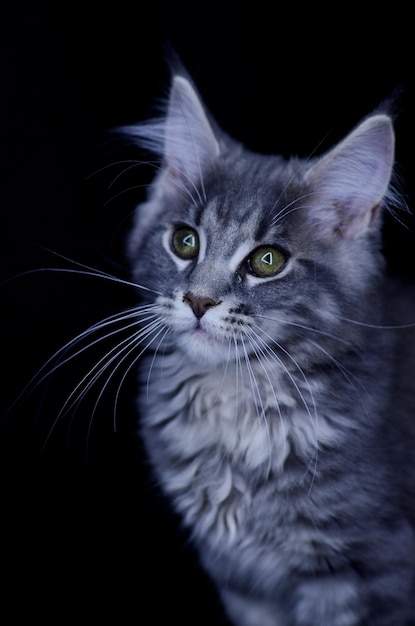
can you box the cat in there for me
[117,59,415,626]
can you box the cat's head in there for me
[123,67,397,366]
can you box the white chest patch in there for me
[141,352,342,469]
[139,352,346,545]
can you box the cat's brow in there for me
[228,241,256,272]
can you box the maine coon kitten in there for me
[123,65,415,625]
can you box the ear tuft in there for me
[118,72,220,201]
[305,114,395,239]
[162,75,220,195]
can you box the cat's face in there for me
[128,161,381,368]
[130,162,301,365]
[125,72,394,368]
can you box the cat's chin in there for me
[177,329,230,366]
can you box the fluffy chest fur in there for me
[139,352,366,542]
[138,348,411,620]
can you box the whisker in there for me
[338,315,415,330]
[200,338,235,421]
[87,321,169,440]
[3,265,164,297]
[240,329,281,476]
[267,124,330,223]
[248,324,320,489]
[241,327,287,438]
[84,158,158,181]
[106,161,159,190]
[56,318,162,418]
[232,333,244,428]
[249,325,318,429]
[159,151,205,208]
[302,336,372,423]
[4,304,159,419]
[116,325,171,431]
[39,317,165,455]
[271,191,318,225]
[102,183,153,207]
[239,334,272,474]
[256,313,351,346]
[33,245,120,276]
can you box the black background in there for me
[1,3,414,623]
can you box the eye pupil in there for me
[260,251,273,266]
[172,226,200,260]
[183,233,196,248]
[248,246,286,277]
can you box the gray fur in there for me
[125,68,415,625]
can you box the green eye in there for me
[248,246,286,277]
[172,226,200,260]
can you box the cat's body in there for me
[124,64,415,625]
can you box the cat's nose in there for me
[183,292,221,319]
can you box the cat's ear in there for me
[161,75,220,197]
[305,114,395,239]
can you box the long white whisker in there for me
[232,333,243,428]
[256,313,351,345]
[3,266,164,297]
[239,335,272,476]
[114,325,171,431]
[303,335,372,422]
[241,327,287,441]
[241,329,283,476]
[338,315,415,330]
[200,339,235,421]
[5,305,159,417]
[271,192,318,225]
[106,161,158,189]
[84,159,157,181]
[40,317,163,453]
[250,326,318,429]
[58,318,162,417]
[249,324,319,490]
[34,245,119,276]
[268,125,330,224]
[102,183,153,207]
[87,321,169,439]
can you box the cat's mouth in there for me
[190,323,221,345]
[177,323,229,365]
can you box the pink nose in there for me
[183,292,221,319]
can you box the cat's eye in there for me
[171,226,200,260]
[247,246,286,277]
